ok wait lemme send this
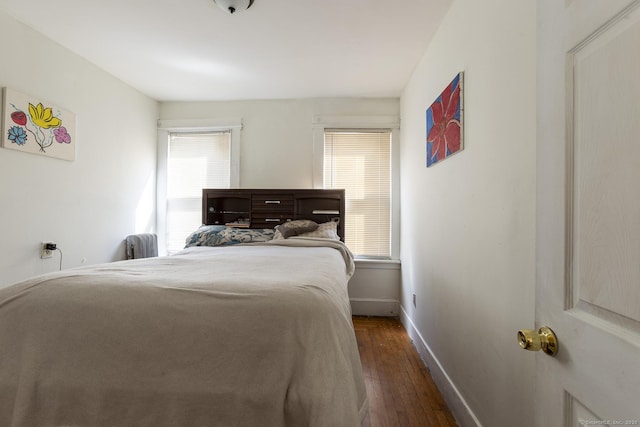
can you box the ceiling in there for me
[0,0,452,102]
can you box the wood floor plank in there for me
[353,316,458,427]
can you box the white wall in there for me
[0,11,158,287]
[349,261,401,316]
[159,98,401,313]
[399,0,536,426]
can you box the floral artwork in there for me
[426,72,463,167]
[2,87,76,161]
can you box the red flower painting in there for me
[426,72,463,167]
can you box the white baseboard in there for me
[400,306,482,427]
[350,298,399,317]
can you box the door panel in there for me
[570,5,640,324]
[536,0,640,425]
[567,393,606,427]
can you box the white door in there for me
[535,0,640,425]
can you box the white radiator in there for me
[125,233,158,259]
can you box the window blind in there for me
[324,130,391,258]
[166,131,231,252]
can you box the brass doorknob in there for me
[517,326,558,356]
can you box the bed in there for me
[0,189,367,426]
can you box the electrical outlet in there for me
[41,241,56,259]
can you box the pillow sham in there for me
[274,219,318,239]
[295,218,340,240]
[185,225,275,248]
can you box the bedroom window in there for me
[165,131,232,253]
[157,119,241,255]
[324,130,391,258]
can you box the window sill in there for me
[354,258,401,270]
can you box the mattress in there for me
[0,238,367,426]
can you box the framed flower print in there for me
[2,87,76,161]
[426,72,463,167]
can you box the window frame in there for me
[312,115,400,260]
[157,118,242,255]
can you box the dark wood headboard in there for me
[202,189,345,241]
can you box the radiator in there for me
[125,233,158,259]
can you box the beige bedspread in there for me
[0,238,367,426]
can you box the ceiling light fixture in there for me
[213,0,254,14]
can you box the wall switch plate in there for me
[41,242,55,259]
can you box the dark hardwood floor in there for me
[353,316,458,427]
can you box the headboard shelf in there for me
[202,189,345,241]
